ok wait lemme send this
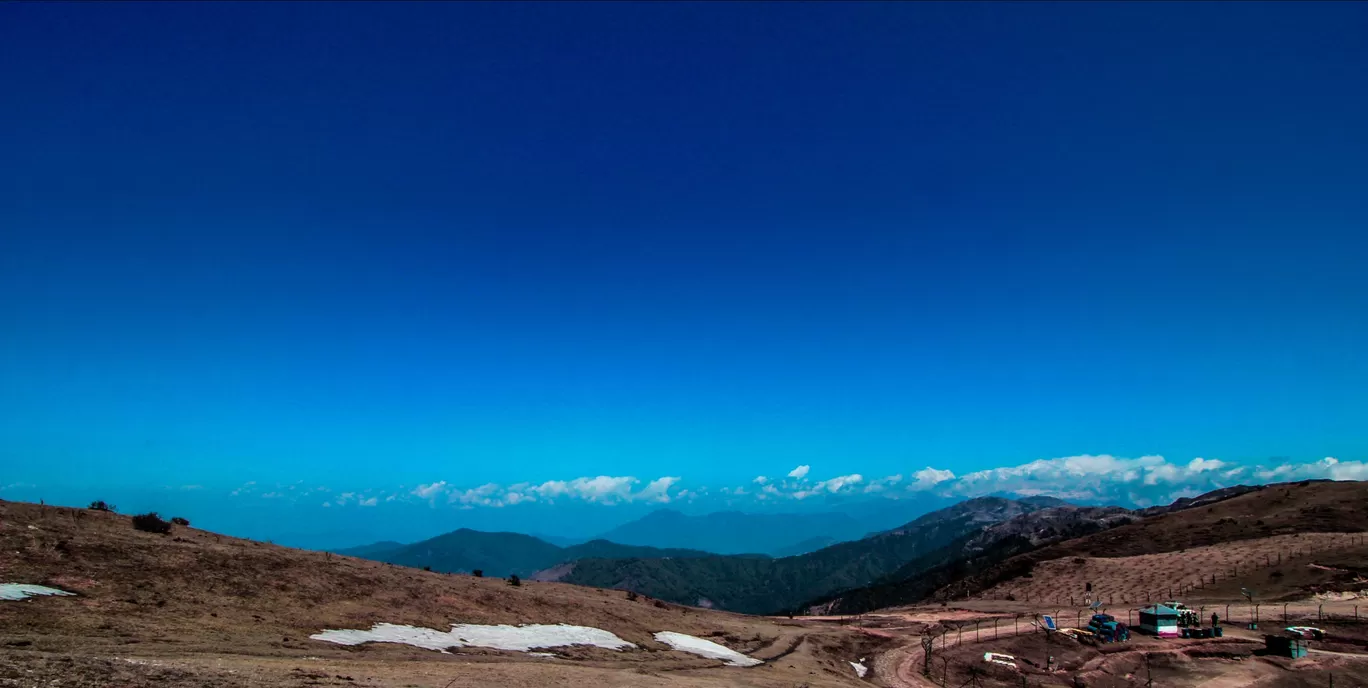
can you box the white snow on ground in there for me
[653,631,763,667]
[310,623,635,653]
[850,659,868,677]
[1,584,74,601]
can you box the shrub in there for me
[170,516,190,526]
[132,512,172,535]
[89,500,116,512]
[626,590,639,601]
[423,565,431,572]
[472,569,483,578]
[507,574,521,587]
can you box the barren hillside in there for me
[0,500,884,688]
[937,480,1368,602]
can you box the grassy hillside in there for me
[553,496,1062,614]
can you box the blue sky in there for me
[2,3,1366,546]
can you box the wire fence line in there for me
[912,610,1366,688]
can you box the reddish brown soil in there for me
[0,499,885,687]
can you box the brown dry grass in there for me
[980,532,1368,605]
[935,481,1368,604]
[0,499,885,687]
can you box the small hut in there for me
[1264,635,1309,658]
[1138,604,1180,637]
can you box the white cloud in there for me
[910,454,1368,507]
[817,473,863,493]
[1187,457,1226,473]
[863,474,903,494]
[452,483,504,507]
[1255,457,1368,482]
[529,475,638,504]
[637,476,681,503]
[412,482,447,499]
[232,452,1366,515]
[792,473,864,499]
[909,467,955,490]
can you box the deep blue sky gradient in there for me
[3,3,1367,519]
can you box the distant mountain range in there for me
[332,482,1368,619]
[336,530,715,578]
[543,495,1072,614]
[596,509,868,556]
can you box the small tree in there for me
[89,500,116,512]
[132,512,172,535]
[472,569,483,578]
[508,574,521,587]
[170,516,190,526]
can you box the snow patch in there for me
[310,623,635,653]
[653,631,762,667]
[1,584,75,601]
[850,659,868,677]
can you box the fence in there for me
[914,607,1364,688]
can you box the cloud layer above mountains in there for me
[203,454,1368,512]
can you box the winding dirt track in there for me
[862,613,1034,688]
